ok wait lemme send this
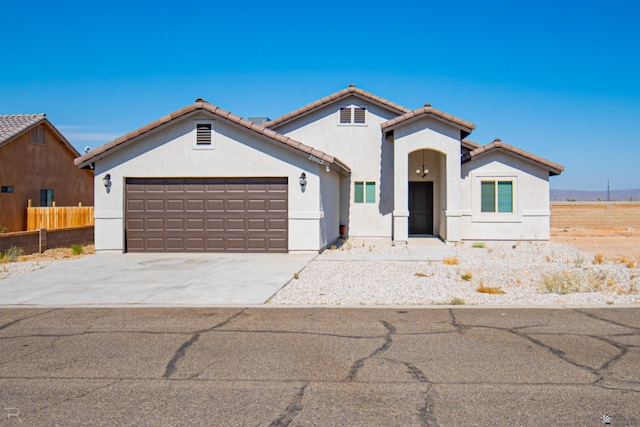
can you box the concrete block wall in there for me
[551,202,640,228]
[0,226,94,255]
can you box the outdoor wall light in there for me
[299,172,307,189]
[103,173,111,189]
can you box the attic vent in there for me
[353,107,366,124]
[30,126,46,144]
[196,123,212,145]
[339,107,351,124]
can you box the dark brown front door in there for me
[125,177,288,253]
[409,181,433,235]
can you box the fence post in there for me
[39,228,47,253]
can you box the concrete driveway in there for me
[0,253,315,306]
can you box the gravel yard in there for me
[269,238,640,306]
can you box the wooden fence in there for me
[26,203,94,231]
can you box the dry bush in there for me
[461,271,472,281]
[476,281,506,295]
[619,256,637,269]
[443,257,459,265]
[415,272,430,278]
[592,253,606,265]
[438,297,466,305]
[542,270,609,294]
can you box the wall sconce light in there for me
[103,173,111,189]
[299,172,307,189]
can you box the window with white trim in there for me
[193,120,215,149]
[481,180,513,213]
[354,181,375,203]
[339,106,366,124]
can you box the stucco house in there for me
[0,114,94,232]
[75,85,563,253]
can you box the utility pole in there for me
[607,179,611,201]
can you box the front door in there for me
[409,181,433,235]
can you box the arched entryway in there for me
[408,149,446,237]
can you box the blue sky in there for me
[2,0,639,190]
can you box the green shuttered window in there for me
[481,181,513,213]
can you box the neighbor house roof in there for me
[74,99,351,175]
[0,114,46,144]
[462,138,564,176]
[265,84,410,129]
[380,104,476,139]
[0,113,80,156]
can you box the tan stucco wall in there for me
[0,125,94,231]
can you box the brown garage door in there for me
[125,178,288,252]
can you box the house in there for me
[0,114,94,232]
[75,85,563,253]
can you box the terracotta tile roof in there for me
[75,99,351,175]
[462,138,564,176]
[461,138,481,150]
[0,114,46,145]
[380,103,476,138]
[265,84,410,128]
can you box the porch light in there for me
[416,151,429,178]
[299,172,307,189]
[103,173,111,189]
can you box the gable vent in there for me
[339,107,351,124]
[353,107,366,124]
[196,123,212,145]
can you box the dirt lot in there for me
[551,227,640,261]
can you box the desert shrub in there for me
[476,281,506,295]
[71,244,84,255]
[592,254,606,265]
[2,246,23,263]
[472,242,486,249]
[439,297,466,305]
[461,270,472,281]
[542,270,609,294]
[443,257,459,265]
[415,272,430,278]
[619,256,637,269]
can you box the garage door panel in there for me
[166,219,184,231]
[228,199,245,211]
[147,200,165,211]
[207,200,224,212]
[126,177,288,252]
[166,199,184,211]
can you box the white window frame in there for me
[193,120,215,150]
[471,173,520,223]
[337,104,368,126]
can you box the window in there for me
[481,181,512,213]
[30,126,46,144]
[339,107,366,124]
[354,181,375,203]
[193,120,214,148]
[40,189,54,207]
[1,186,13,193]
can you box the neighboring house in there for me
[0,114,94,232]
[75,85,563,253]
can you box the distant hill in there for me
[551,188,640,201]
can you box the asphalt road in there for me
[0,307,638,426]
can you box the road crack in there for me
[162,309,245,379]
[345,320,395,381]
[268,382,308,427]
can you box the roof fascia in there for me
[383,113,474,139]
[462,146,564,176]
